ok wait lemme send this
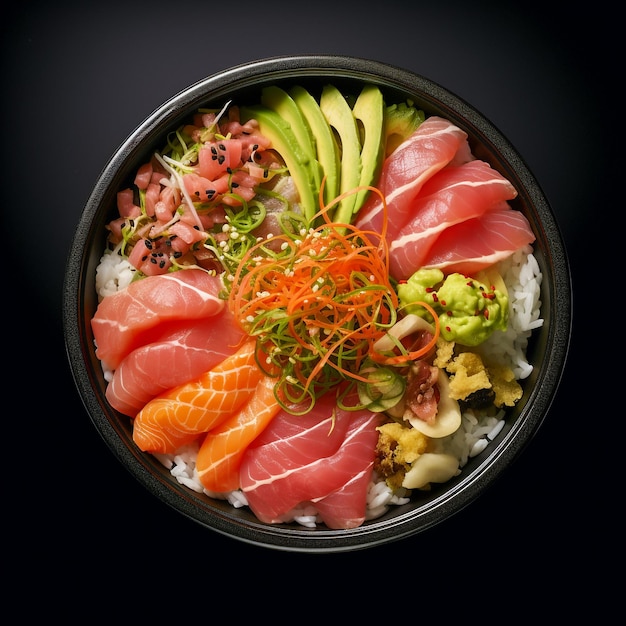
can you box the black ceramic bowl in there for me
[63,55,571,552]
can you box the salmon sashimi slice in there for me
[421,206,536,275]
[105,311,247,417]
[132,339,263,454]
[240,391,382,527]
[354,117,468,241]
[91,269,225,370]
[389,160,518,280]
[196,375,282,493]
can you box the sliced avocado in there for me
[240,104,318,222]
[352,84,385,214]
[384,101,425,157]
[261,86,322,192]
[319,84,362,225]
[289,85,340,207]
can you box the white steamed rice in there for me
[95,251,135,301]
[95,244,543,526]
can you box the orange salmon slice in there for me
[196,375,281,493]
[132,339,263,454]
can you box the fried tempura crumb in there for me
[435,343,523,409]
[434,337,455,369]
[488,364,523,407]
[375,421,429,490]
[446,351,492,400]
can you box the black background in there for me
[2,0,616,615]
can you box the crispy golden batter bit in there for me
[487,364,523,407]
[434,337,522,408]
[375,421,428,490]
[433,337,455,369]
[446,351,492,400]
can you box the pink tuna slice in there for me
[240,392,382,529]
[420,206,536,275]
[105,310,247,417]
[389,160,518,280]
[305,413,382,529]
[354,116,469,241]
[91,269,225,371]
[309,460,376,530]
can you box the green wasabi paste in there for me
[397,268,508,346]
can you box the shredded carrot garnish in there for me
[226,185,399,409]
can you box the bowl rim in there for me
[63,54,572,553]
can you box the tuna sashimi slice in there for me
[389,160,518,280]
[354,117,468,241]
[240,392,382,529]
[91,269,225,370]
[241,391,353,483]
[105,310,247,417]
[420,206,536,275]
[132,339,263,454]
[310,464,375,530]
